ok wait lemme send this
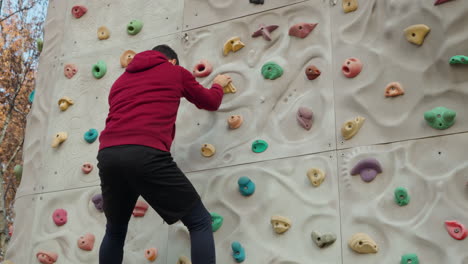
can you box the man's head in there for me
[152,45,179,66]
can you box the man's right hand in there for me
[213,74,232,87]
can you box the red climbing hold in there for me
[52,209,67,226]
[133,200,149,217]
[36,251,58,264]
[78,233,95,251]
[71,5,87,19]
[305,65,321,80]
[342,58,362,78]
[445,220,467,240]
[288,23,318,39]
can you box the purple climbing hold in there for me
[350,158,382,182]
[296,107,313,131]
[252,24,279,41]
[434,0,454,5]
[91,194,104,212]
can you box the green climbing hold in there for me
[127,20,143,35]
[251,140,268,153]
[261,62,283,80]
[210,212,223,232]
[13,165,22,181]
[394,187,410,206]
[37,39,43,52]
[424,106,456,130]
[92,60,107,79]
[28,90,35,103]
[84,128,99,143]
[401,253,419,264]
[449,55,468,65]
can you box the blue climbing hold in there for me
[84,129,99,143]
[29,90,35,103]
[231,241,245,263]
[238,177,255,196]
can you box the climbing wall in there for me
[5,0,468,263]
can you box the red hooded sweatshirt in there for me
[98,50,223,152]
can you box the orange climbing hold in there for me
[120,50,136,68]
[385,82,405,97]
[64,64,78,79]
[97,26,110,40]
[77,233,95,251]
[305,65,321,80]
[201,144,216,157]
[145,248,158,261]
[133,200,149,217]
[228,115,243,129]
[36,251,58,264]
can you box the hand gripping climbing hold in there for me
[64,64,78,79]
[288,23,318,39]
[342,0,358,13]
[201,144,216,157]
[307,168,326,187]
[261,62,283,80]
[249,0,264,4]
[133,200,149,217]
[252,24,279,41]
[350,158,382,182]
[52,209,67,226]
[424,106,456,130]
[37,39,43,52]
[297,107,313,131]
[97,26,110,40]
[342,58,362,78]
[84,129,99,143]
[228,115,243,129]
[29,90,35,103]
[82,162,93,174]
[71,5,87,18]
[445,220,467,240]
[58,97,74,111]
[127,20,143,35]
[91,193,104,212]
[223,82,237,94]
[119,50,136,68]
[434,0,454,5]
[223,37,245,56]
[145,248,158,261]
[92,60,107,79]
[192,60,213,77]
[404,24,430,46]
[231,241,246,263]
[271,215,291,234]
[449,55,468,65]
[311,231,337,248]
[348,233,378,253]
[238,176,255,196]
[394,187,410,206]
[51,132,68,148]
[341,116,365,140]
[210,212,224,232]
[385,82,405,97]
[177,256,191,264]
[36,251,58,264]
[77,233,95,251]
[252,140,268,153]
[401,253,419,264]
[305,65,321,80]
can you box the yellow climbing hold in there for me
[342,0,358,13]
[97,26,110,40]
[404,24,430,46]
[223,82,237,94]
[177,256,191,264]
[307,168,326,187]
[348,233,378,254]
[341,116,365,140]
[201,144,216,157]
[271,215,292,234]
[58,96,74,111]
[223,36,245,56]
[51,132,68,148]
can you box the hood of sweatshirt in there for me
[126,50,168,73]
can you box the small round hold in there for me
[385,82,405,97]
[120,50,136,68]
[201,144,216,157]
[261,62,283,80]
[92,60,107,79]
[231,241,246,263]
[342,58,362,78]
[51,132,68,148]
[97,26,110,40]
[271,215,292,234]
[52,208,67,226]
[82,162,93,174]
[305,65,321,80]
[127,20,144,35]
[84,129,99,143]
[77,233,95,251]
[58,96,74,111]
[251,140,268,153]
[210,212,224,232]
[36,251,59,264]
[401,253,419,264]
[238,176,255,196]
[394,187,410,206]
[144,248,158,262]
[71,5,87,18]
[307,168,326,187]
[64,64,78,79]
[228,115,243,129]
[192,60,213,78]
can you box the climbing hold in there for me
[238,176,255,196]
[192,60,213,78]
[401,253,419,264]
[252,140,268,153]
[77,233,95,251]
[307,168,326,187]
[252,24,279,41]
[223,82,237,94]
[64,64,78,79]
[223,37,245,56]
[144,248,158,261]
[385,82,405,97]
[311,231,337,248]
[133,200,149,217]
[97,26,110,40]
[424,106,456,130]
[231,241,246,263]
[305,65,321,80]
[350,158,382,182]
[288,22,318,39]
[210,212,224,232]
[449,55,468,65]
[29,90,35,103]
[348,233,378,253]
[52,209,67,226]
[394,187,410,206]
[127,20,143,35]
[36,251,58,264]
[434,0,454,5]
[445,220,467,240]
[249,0,264,4]
[342,0,358,13]
[297,107,313,131]
[342,58,362,78]
[8,224,13,237]
[37,39,43,52]
[71,5,87,18]
[271,215,292,234]
[261,62,283,80]
[228,115,243,129]
[91,194,104,212]
[84,129,99,143]
[120,50,136,68]
[92,60,107,79]
[177,256,191,264]
[13,165,22,180]
[404,24,430,46]
[82,162,93,174]
[51,132,68,148]
[201,144,216,157]
[341,116,365,140]
[58,96,74,111]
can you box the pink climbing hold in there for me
[342,58,362,78]
[71,5,87,19]
[192,60,213,78]
[288,23,318,38]
[296,107,313,131]
[64,64,78,79]
[445,220,467,240]
[434,0,454,5]
[305,65,321,80]
[251,24,279,41]
[52,209,67,226]
[36,251,58,264]
[78,233,95,251]
[8,224,13,237]
[133,200,149,217]
[82,162,93,174]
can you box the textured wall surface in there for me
[5,0,468,263]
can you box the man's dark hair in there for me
[152,45,179,65]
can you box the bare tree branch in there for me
[3,139,22,174]
[0,4,33,23]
